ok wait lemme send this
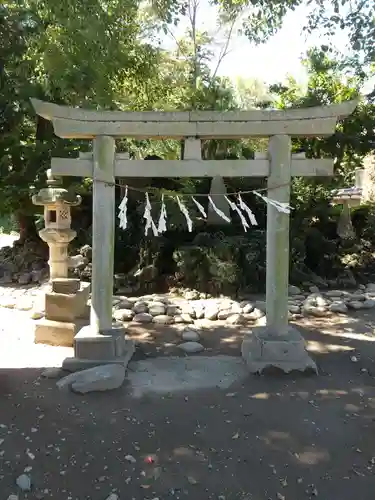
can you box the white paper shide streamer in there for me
[158,194,168,233]
[191,196,207,218]
[118,186,128,229]
[225,195,249,232]
[176,196,193,232]
[253,191,292,214]
[208,195,231,223]
[143,192,159,236]
[238,194,258,226]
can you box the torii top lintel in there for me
[31,98,358,140]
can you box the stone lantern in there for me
[32,169,81,280]
[331,168,364,240]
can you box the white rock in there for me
[166,305,180,316]
[329,302,348,314]
[288,285,301,295]
[348,301,364,310]
[148,303,166,316]
[347,293,365,301]
[315,295,329,307]
[30,310,44,320]
[133,301,148,314]
[226,313,244,325]
[178,341,204,353]
[217,309,231,320]
[133,312,153,323]
[363,299,375,309]
[182,329,200,341]
[185,290,199,300]
[16,474,31,491]
[247,308,265,320]
[242,303,254,314]
[57,364,126,394]
[113,309,134,321]
[153,314,173,324]
[302,305,327,317]
[325,290,344,298]
[7,495,19,500]
[194,307,205,319]
[181,304,196,318]
[205,308,219,320]
[115,299,133,309]
[230,303,242,314]
[309,285,320,293]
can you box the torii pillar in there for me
[31,99,357,374]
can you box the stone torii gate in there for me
[31,99,357,373]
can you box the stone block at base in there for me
[34,318,88,347]
[241,325,317,374]
[63,324,135,372]
[62,343,135,372]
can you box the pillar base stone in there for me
[62,324,135,372]
[241,325,317,374]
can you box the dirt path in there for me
[1,306,375,499]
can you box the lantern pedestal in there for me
[34,278,91,347]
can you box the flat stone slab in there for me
[127,355,248,398]
[57,364,126,393]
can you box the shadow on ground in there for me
[1,308,375,498]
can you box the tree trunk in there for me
[16,212,38,243]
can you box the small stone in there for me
[363,299,375,309]
[367,283,375,292]
[166,305,180,316]
[7,495,19,500]
[113,309,134,321]
[288,285,301,295]
[247,308,265,320]
[309,285,319,293]
[194,307,205,319]
[133,301,148,313]
[133,313,153,323]
[329,301,348,314]
[115,299,133,310]
[181,329,200,341]
[325,290,343,298]
[41,368,63,379]
[302,305,327,317]
[226,313,244,325]
[181,304,196,318]
[30,311,44,320]
[148,303,166,316]
[217,309,231,320]
[178,341,204,353]
[185,290,199,300]
[348,301,364,310]
[351,356,358,362]
[179,313,194,324]
[16,474,31,491]
[205,307,219,320]
[242,302,254,314]
[153,314,173,324]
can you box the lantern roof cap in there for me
[32,169,81,206]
